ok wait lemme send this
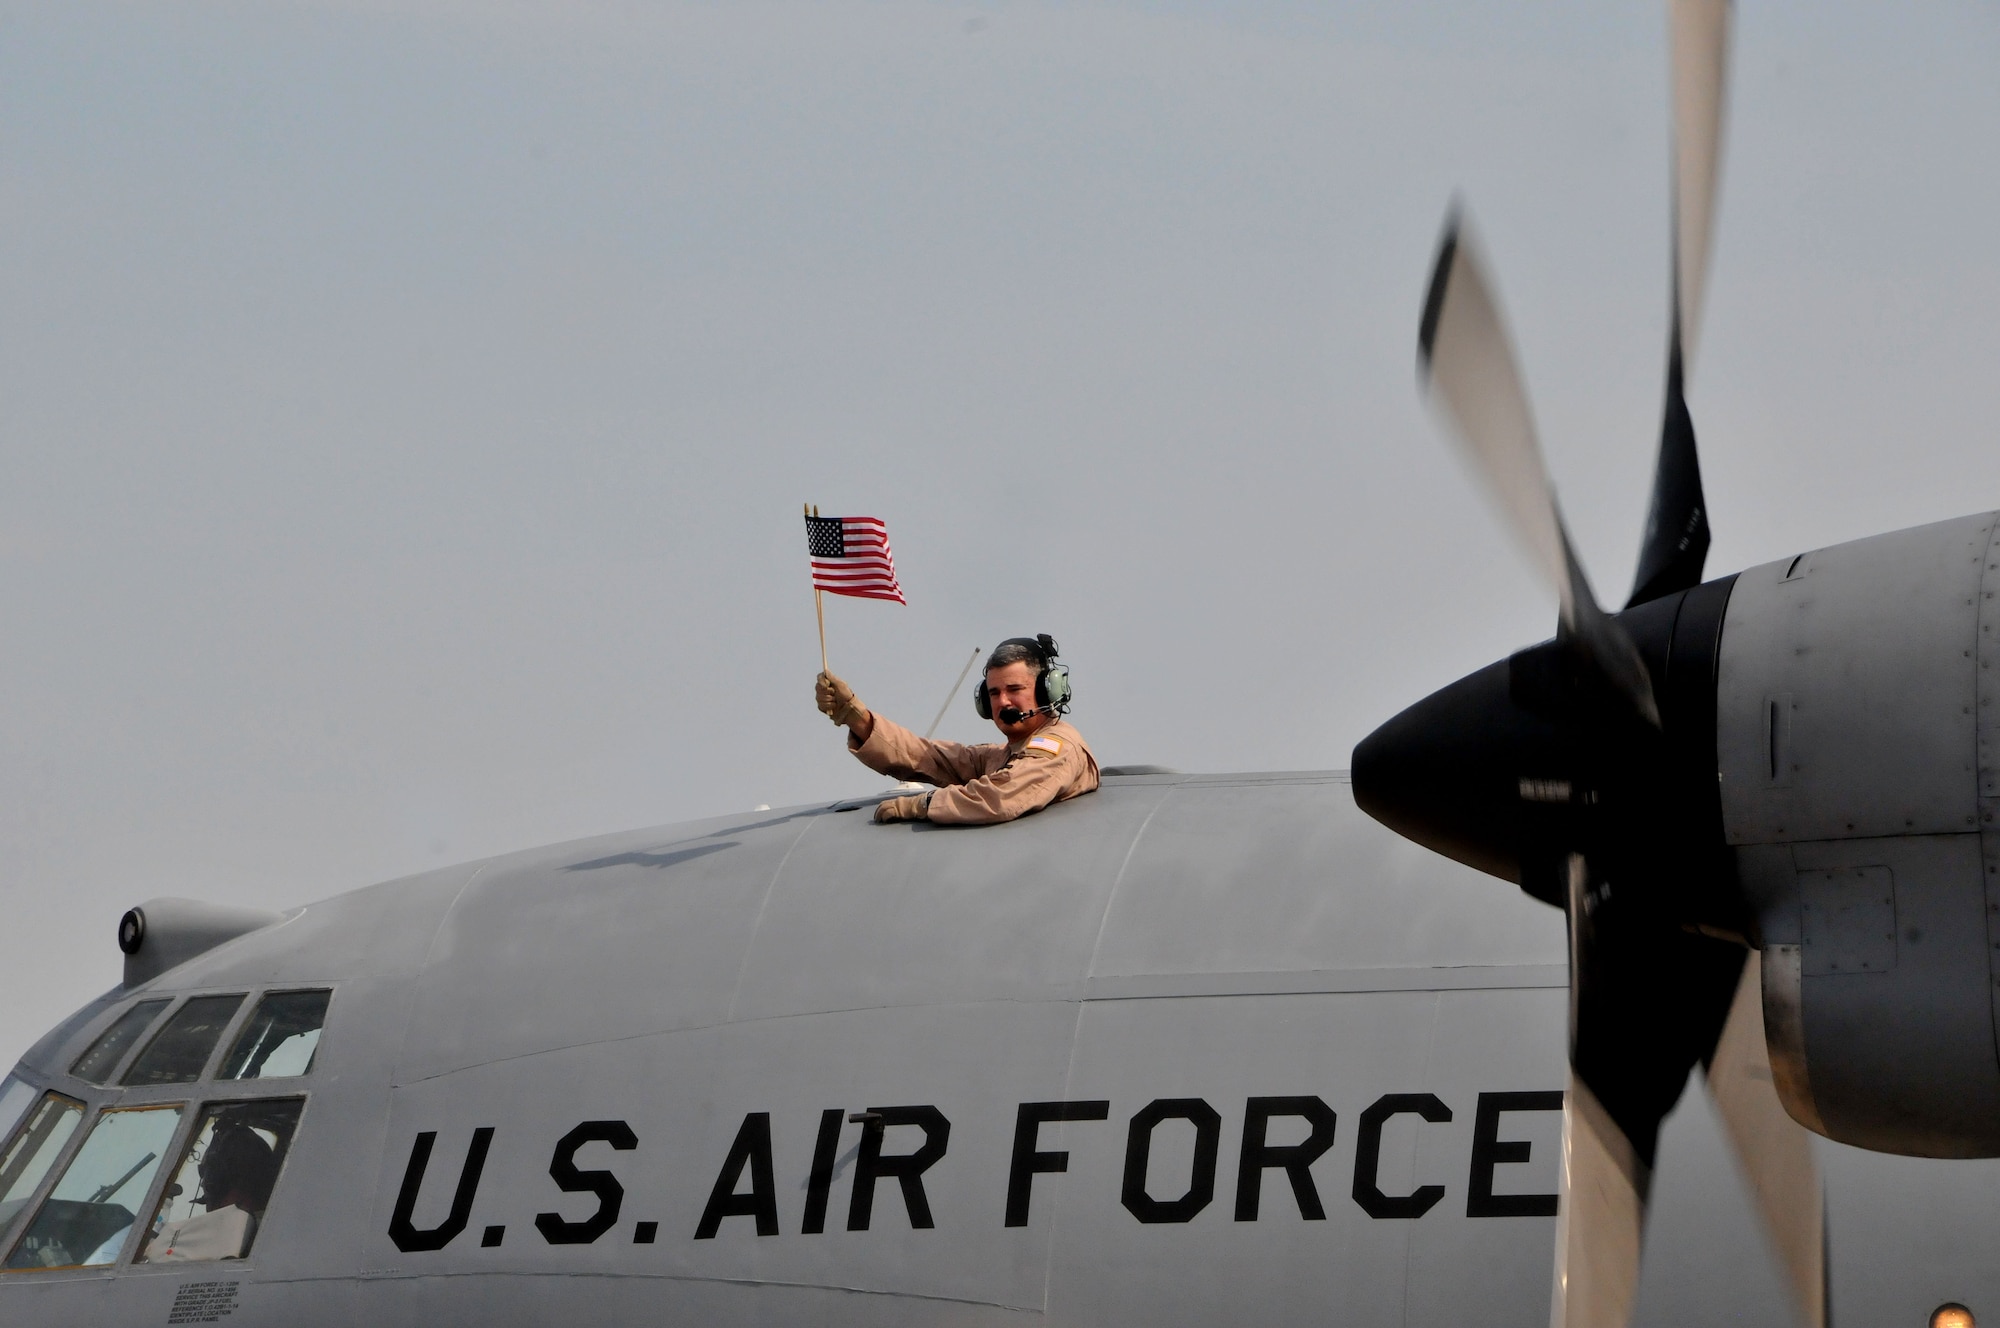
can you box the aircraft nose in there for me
[1350,653,1579,896]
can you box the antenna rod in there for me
[923,646,983,741]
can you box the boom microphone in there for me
[997,705,1055,725]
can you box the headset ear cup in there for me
[1043,664,1070,713]
[973,678,991,720]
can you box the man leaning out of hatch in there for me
[815,635,1099,824]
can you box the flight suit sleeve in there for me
[849,714,1005,787]
[926,732,1098,825]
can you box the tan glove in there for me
[816,671,868,728]
[873,792,932,824]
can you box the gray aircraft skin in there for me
[2,766,1586,1327]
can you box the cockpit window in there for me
[0,1094,85,1242]
[0,1080,34,1152]
[122,995,246,1087]
[219,991,330,1081]
[70,1000,170,1085]
[138,1099,302,1264]
[4,1104,181,1269]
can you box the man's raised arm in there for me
[816,671,996,787]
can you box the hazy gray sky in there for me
[3,0,1998,1066]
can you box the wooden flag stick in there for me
[809,503,829,674]
[816,589,828,674]
[923,646,983,741]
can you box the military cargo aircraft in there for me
[5,1,2000,1324]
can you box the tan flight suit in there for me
[850,714,1100,825]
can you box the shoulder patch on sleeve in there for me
[1025,735,1064,756]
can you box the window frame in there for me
[0,1087,88,1254]
[132,1094,311,1268]
[0,1075,39,1145]
[118,993,253,1089]
[67,999,173,1087]
[0,1100,187,1273]
[218,989,334,1083]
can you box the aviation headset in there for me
[973,634,1072,720]
[197,1123,280,1210]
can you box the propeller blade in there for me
[1554,1070,1648,1328]
[1705,949,1828,1328]
[1628,0,1732,607]
[1626,363,1709,608]
[1555,856,1649,1328]
[1555,855,1749,1328]
[1419,214,1565,596]
[1668,0,1731,369]
[1418,216,1661,727]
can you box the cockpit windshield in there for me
[69,1001,169,1086]
[138,1099,303,1263]
[220,991,330,1080]
[0,1080,33,1151]
[0,1094,85,1242]
[2,984,330,1273]
[3,1104,181,1269]
[122,996,246,1087]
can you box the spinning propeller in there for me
[1358,3,1827,1324]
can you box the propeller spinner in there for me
[1356,4,1827,1326]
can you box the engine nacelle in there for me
[1722,511,2000,1156]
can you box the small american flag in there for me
[805,514,906,604]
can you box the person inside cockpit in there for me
[143,1124,278,1263]
[816,635,1100,825]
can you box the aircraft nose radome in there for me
[1350,656,1547,888]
